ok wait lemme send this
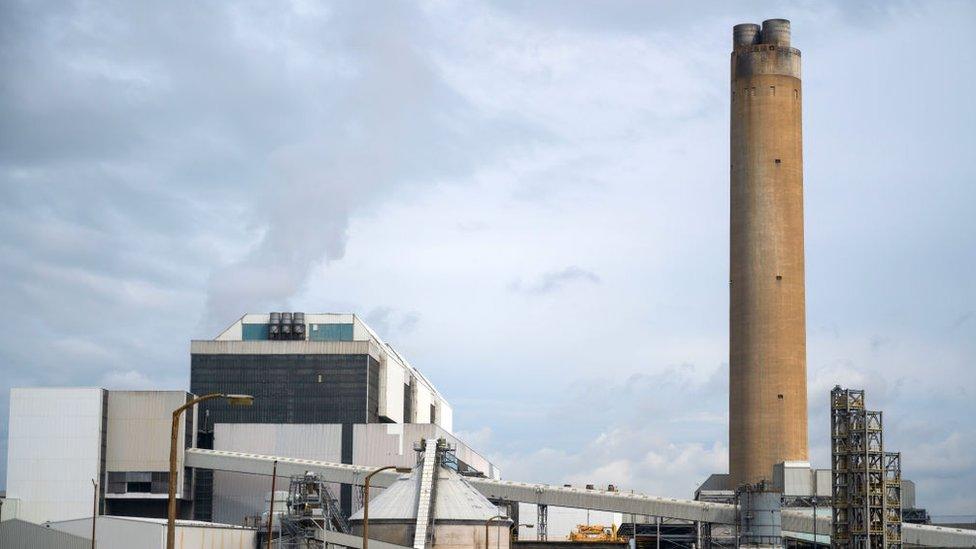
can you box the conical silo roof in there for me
[350,467,504,522]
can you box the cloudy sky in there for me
[2,0,974,517]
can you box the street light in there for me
[362,465,412,549]
[485,515,508,549]
[510,523,533,541]
[167,393,253,549]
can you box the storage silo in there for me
[349,468,511,549]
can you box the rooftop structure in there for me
[193,313,451,428]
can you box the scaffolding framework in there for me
[276,472,348,548]
[831,387,901,549]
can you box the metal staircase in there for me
[322,482,350,533]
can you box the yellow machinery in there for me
[568,524,619,542]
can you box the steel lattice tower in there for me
[830,386,902,548]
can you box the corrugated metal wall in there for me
[47,516,259,549]
[212,423,343,525]
[5,387,106,524]
[106,391,189,487]
[0,520,90,549]
[351,424,498,480]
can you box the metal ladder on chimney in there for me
[412,439,440,549]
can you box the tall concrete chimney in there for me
[729,19,808,486]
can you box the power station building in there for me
[3,388,198,523]
[190,312,462,520]
[4,313,497,530]
[728,18,809,487]
[191,313,451,428]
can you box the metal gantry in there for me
[830,386,901,549]
[277,472,348,548]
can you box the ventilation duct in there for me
[269,312,281,340]
[293,312,306,340]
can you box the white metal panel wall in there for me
[438,400,453,433]
[352,423,421,469]
[352,424,497,480]
[414,385,432,424]
[378,359,405,424]
[50,516,162,548]
[307,313,355,326]
[352,316,372,341]
[214,316,245,340]
[212,424,343,526]
[815,469,831,497]
[0,497,19,521]
[49,516,258,549]
[5,387,105,524]
[173,525,258,548]
[106,391,188,477]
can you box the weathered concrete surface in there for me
[729,19,809,486]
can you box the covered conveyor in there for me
[185,449,976,548]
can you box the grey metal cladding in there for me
[190,353,378,425]
[0,520,91,549]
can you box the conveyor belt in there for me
[185,448,976,547]
[412,439,439,549]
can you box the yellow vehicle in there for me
[569,524,619,542]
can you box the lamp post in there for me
[362,465,412,549]
[485,515,508,549]
[266,460,278,549]
[167,393,253,549]
[92,479,98,549]
[510,523,533,541]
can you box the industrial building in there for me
[3,388,198,523]
[3,313,479,529]
[192,313,451,427]
[4,18,976,549]
[190,312,459,520]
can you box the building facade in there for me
[103,391,197,518]
[191,313,451,428]
[4,388,196,524]
[190,312,455,520]
[5,388,107,524]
